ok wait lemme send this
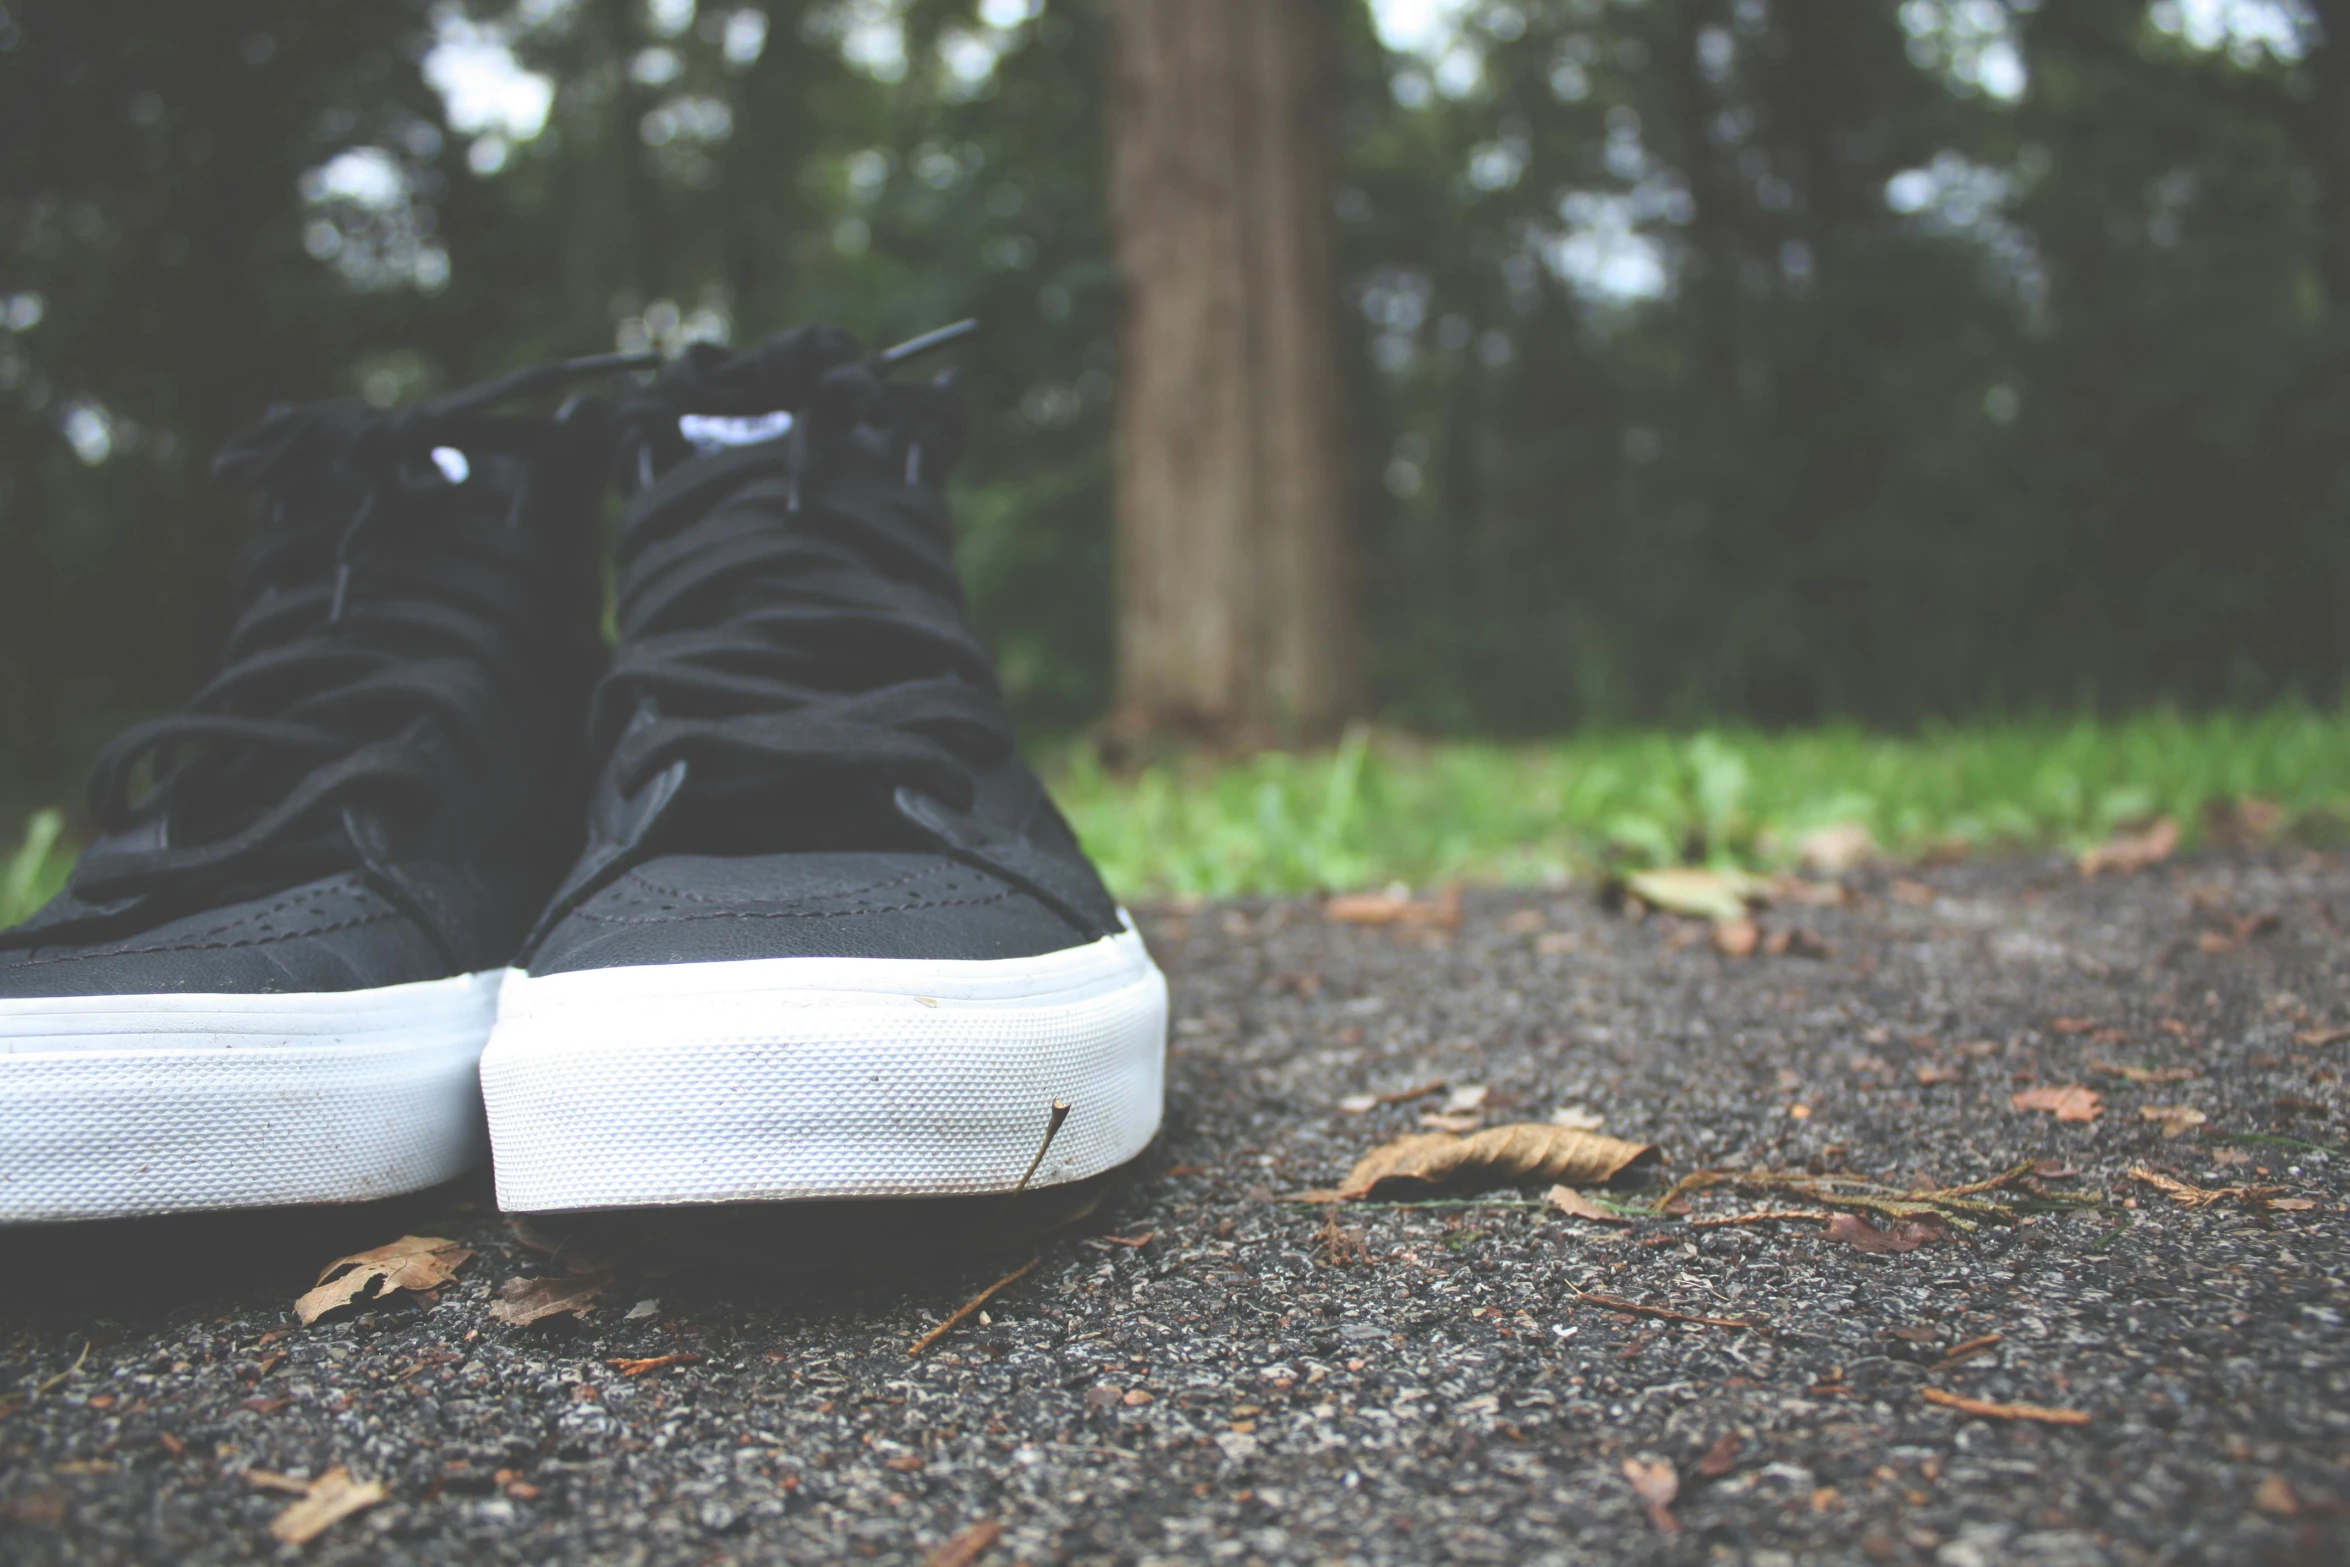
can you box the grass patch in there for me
[0,809,67,929]
[1046,704,2350,899]
[6,703,2347,921]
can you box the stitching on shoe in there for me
[563,889,1018,926]
[1,911,404,968]
[613,861,949,909]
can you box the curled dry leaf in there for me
[1920,1387,2090,1426]
[1546,1184,1633,1225]
[1621,1458,1681,1535]
[267,1466,389,1547]
[1823,1212,1945,1253]
[294,1236,473,1326]
[2011,1085,2104,1123]
[924,1519,1005,1567]
[1624,868,1766,924]
[1696,1429,1745,1479]
[488,1270,615,1326]
[2139,1104,2207,1138]
[2077,816,2178,877]
[1310,1123,1660,1202]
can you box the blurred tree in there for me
[1105,0,1360,747]
[2,0,2347,819]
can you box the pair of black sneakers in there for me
[0,325,1166,1224]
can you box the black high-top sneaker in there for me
[481,324,1166,1212]
[0,354,643,1222]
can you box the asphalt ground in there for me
[2,850,2346,1566]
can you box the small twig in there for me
[1571,1289,1765,1333]
[1008,1101,1073,1197]
[909,1255,1040,1358]
[1922,1160,2041,1200]
[607,1353,701,1378]
[1932,1334,2002,1370]
[31,1339,90,1402]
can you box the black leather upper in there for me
[523,326,1121,976]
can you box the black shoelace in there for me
[592,324,1011,831]
[58,353,650,909]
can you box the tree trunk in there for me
[1105,0,1360,748]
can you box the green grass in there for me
[6,703,2347,921]
[1045,704,2350,900]
[1,808,67,929]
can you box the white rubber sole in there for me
[0,971,500,1224]
[480,922,1168,1212]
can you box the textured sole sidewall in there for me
[0,973,499,1223]
[482,937,1169,1211]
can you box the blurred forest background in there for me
[3,0,2347,823]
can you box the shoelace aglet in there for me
[878,318,979,368]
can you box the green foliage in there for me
[0,809,69,928]
[4,0,2349,808]
[1049,704,2350,899]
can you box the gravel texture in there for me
[3,850,2347,1565]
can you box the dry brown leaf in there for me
[1695,1430,1745,1479]
[1796,821,1876,876]
[1624,868,1765,923]
[2090,1060,2198,1085]
[1324,887,1460,928]
[2048,1016,2103,1035]
[2138,1104,2207,1138]
[1920,1387,2090,1426]
[2011,1085,2104,1123]
[925,1519,1004,1567]
[1621,1458,1681,1535]
[2269,1197,2319,1212]
[1337,1079,1445,1114]
[1823,1212,1945,1253]
[2253,1475,2302,1517]
[1333,1123,1659,1200]
[487,1270,614,1326]
[1545,1184,1633,1225]
[1712,918,1760,958]
[268,1467,388,1547]
[2294,1026,2350,1048]
[2205,796,2284,847]
[294,1236,473,1326]
[1313,1213,1372,1267]
[1762,926,1833,959]
[243,1469,312,1496]
[2078,817,2179,877]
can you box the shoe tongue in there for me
[677,409,794,454]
